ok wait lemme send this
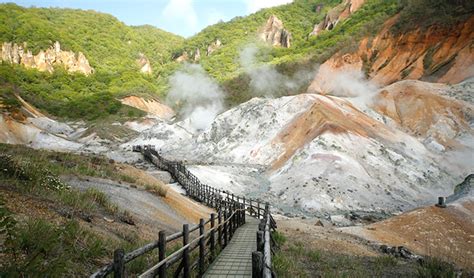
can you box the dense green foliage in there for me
[0,3,182,120]
[0,3,183,74]
[0,63,147,120]
[179,0,342,81]
[393,0,474,33]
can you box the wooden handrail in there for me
[92,145,276,278]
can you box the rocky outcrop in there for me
[373,80,473,149]
[259,15,291,48]
[137,53,152,74]
[308,15,474,91]
[206,39,222,56]
[120,96,175,120]
[1,41,94,75]
[194,48,201,62]
[175,51,189,63]
[310,0,365,36]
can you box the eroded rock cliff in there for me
[310,0,365,37]
[1,41,94,75]
[137,53,152,74]
[259,15,291,48]
[206,39,222,56]
[308,15,474,92]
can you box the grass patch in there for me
[272,237,430,277]
[0,143,135,185]
[144,182,168,197]
[417,257,456,278]
[375,255,398,268]
[272,230,287,246]
[1,199,111,276]
[0,144,141,224]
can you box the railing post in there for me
[210,213,216,260]
[257,202,261,219]
[113,249,125,278]
[263,203,272,278]
[252,251,263,278]
[239,204,243,226]
[242,204,246,225]
[233,203,237,232]
[223,210,228,247]
[158,231,166,278]
[183,224,190,278]
[256,231,264,252]
[199,218,205,276]
[235,203,239,228]
[229,206,234,239]
[249,199,253,216]
[218,211,222,248]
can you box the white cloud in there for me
[162,0,198,35]
[244,0,294,14]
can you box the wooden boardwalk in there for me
[204,218,259,277]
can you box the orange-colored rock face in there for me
[271,95,395,169]
[120,96,175,120]
[372,80,473,148]
[309,15,474,91]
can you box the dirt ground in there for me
[276,216,378,257]
[346,200,474,270]
[117,164,214,224]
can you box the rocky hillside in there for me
[1,1,472,119]
[126,77,473,217]
[1,41,93,74]
[308,14,474,92]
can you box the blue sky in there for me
[2,0,293,37]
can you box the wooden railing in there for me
[91,145,276,278]
[253,203,277,278]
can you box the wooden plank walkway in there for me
[204,218,259,277]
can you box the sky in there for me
[2,0,294,37]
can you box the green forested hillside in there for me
[178,0,341,81]
[1,0,472,120]
[185,0,400,104]
[179,0,403,82]
[0,3,183,74]
[0,3,182,120]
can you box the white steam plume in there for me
[313,66,379,109]
[239,45,316,97]
[166,64,225,132]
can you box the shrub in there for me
[0,153,67,191]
